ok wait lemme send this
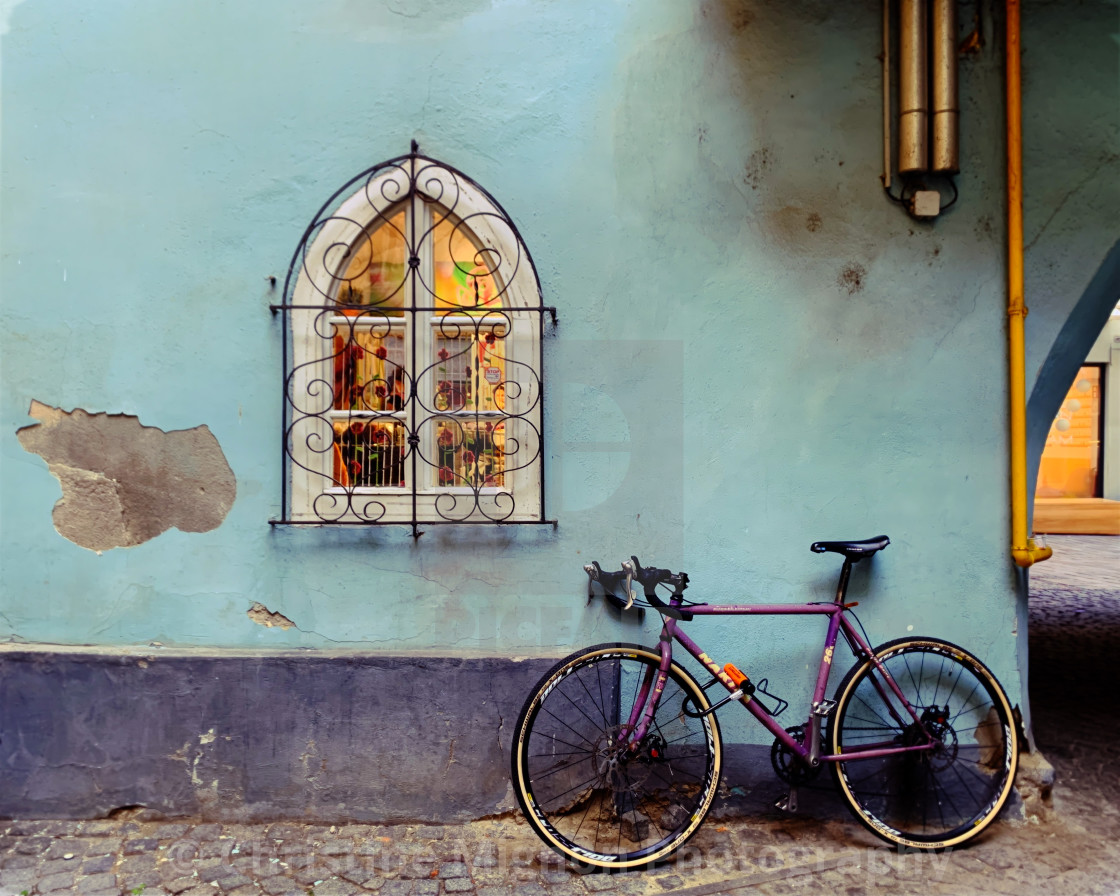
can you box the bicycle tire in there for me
[511,643,722,870]
[830,637,1019,850]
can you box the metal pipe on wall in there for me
[898,0,929,173]
[931,0,960,172]
[882,0,892,188]
[1006,0,1053,568]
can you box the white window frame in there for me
[279,152,550,531]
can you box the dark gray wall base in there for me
[6,648,1021,827]
[0,648,559,822]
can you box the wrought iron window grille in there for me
[270,142,557,538]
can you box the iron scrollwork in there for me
[272,143,556,537]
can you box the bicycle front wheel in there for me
[511,643,722,870]
[830,637,1019,850]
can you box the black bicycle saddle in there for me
[810,536,890,560]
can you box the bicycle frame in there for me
[622,598,936,766]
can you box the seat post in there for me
[834,556,855,604]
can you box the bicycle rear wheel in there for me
[511,643,722,870]
[830,637,1018,850]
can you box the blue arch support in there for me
[1027,240,1120,514]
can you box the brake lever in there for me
[620,559,637,611]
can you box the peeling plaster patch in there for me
[16,401,236,551]
[247,602,296,630]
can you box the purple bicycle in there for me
[511,537,1019,870]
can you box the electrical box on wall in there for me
[910,190,941,218]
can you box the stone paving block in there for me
[40,856,82,878]
[376,882,412,896]
[400,864,439,881]
[165,876,200,894]
[124,838,162,855]
[80,853,117,874]
[265,825,305,841]
[1,853,39,870]
[181,886,221,896]
[215,872,254,891]
[120,869,165,891]
[544,884,587,896]
[151,824,193,841]
[411,881,439,896]
[438,862,469,880]
[502,883,546,896]
[190,825,225,841]
[76,879,125,896]
[81,820,140,837]
[14,835,51,855]
[261,875,305,895]
[0,867,38,891]
[581,876,616,892]
[241,857,285,878]
[218,826,258,844]
[43,838,90,860]
[291,867,324,886]
[5,822,47,836]
[37,870,77,893]
[198,862,237,883]
[121,853,160,872]
[334,826,370,839]
[200,841,236,860]
[442,879,475,894]
[308,878,357,896]
[318,839,356,857]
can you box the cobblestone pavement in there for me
[3,536,1118,896]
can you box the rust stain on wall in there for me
[16,400,236,551]
[837,263,867,295]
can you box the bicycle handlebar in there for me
[584,556,689,612]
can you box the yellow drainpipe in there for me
[1006,0,1052,567]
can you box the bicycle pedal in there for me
[775,788,798,813]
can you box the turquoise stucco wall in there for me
[1,0,1116,740]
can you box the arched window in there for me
[273,146,555,536]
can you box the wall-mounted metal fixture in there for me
[883,0,961,220]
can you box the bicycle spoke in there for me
[831,639,1016,849]
[514,646,720,868]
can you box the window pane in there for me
[435,419,505,488]
[333,420,407,488]
[340,210,407,312]
[332,327,406,412]
[433,329,506,412]
[431,214,502,311]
